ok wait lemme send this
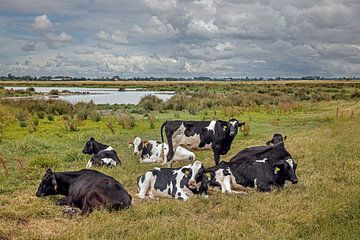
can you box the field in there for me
[0,80,360,239]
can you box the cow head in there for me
[181,161,206,191]
[82,137,96,155]
[228,118,245,137]
[273,158,298,184]
[36,168,58,197]
[128,136,146,156]
[266,133,287,145]
[205,162,231,187]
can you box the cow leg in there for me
[56,197,70,206]
[81,191,106,215]
[175,191,188,201]
[138,173,152,199]
[212,147,221,165]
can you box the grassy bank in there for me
[0,97,359,239]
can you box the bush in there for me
[16,110,29,128]
[116,112,135,129]
[105,117,116,134]
[138,95,163,111]
[147,114,157,129]
[90,112,102,122]
[47,114,54,121]
[48,89,59,95]
[36,111,45,119]
[63,115,83,132]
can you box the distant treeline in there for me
[1,75,359,82]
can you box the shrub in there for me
[138,95,163,111]
[147,114,157,129]
[63,115,83,132]
[26,87,35,92]
[36,111,45,119]
[105,116,116,134]
[90,112,102,122]
[75,101,96,121]
[16,110,29,128]
[116,112,135,129]
[47,114,54,121]
[48,89,59,95]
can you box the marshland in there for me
[0,80,359,239]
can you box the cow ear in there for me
[90,137,94,141]
[127,141,134,148]
[51,174,58,191]
[283,135,287,141]
[143,139,149,145]
[266,139,273,145]
[181,168,191,176]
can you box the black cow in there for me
[206,157,297,192]
[266,133,287,145]
[82,137,121,168]
[36,168,132,214]
[160,118,245,165]
[137,161,208,200]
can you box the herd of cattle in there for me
[36,118,298,214]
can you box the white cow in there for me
[128,136,195,164]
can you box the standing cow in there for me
[82,137,121,168]
[128,136,195,164]
[160,118,245,165]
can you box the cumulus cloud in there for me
[96,30,128,44]
[32,15,53,32]
[21,40,36,51]
[143,0,177,11]
[133,16,178,36]
[44,31,73,49]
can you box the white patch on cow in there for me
[286,158,294,168]
[104,146,113,151]
[255,158,268,163]
[205,120,216,132]
[85,159,93,168]
[254,178,258,188]
[230,121,237,127]
[172,124,212,150]
[132,137,142,155]
[101,158,117,166]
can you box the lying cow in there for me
[137,160,208,201]
[160,118,245,165]
[82,137,121,168]
[128,136,195,164]
[207,157,298,192]
[266,133,287,145]
[36,168,132,214]
[230,140,292,164]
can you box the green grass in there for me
[0,99,360,239]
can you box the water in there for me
[3,86,174,105]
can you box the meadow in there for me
[0,80,359,239]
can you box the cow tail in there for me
[160,121,168,162]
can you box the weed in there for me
[116,112,135,129]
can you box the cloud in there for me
[32,15,53,32]
[44,31,73,49]
[186,19,219,36]
[21,40,36,51]
[143,0,177,11]
[96,30,128,44]
[133,16,178,37]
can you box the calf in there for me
[207,157,298,192]
[128,136,195,164]
[82,137,121,168]
[36,168,131,214]
[160,119,245,165]
[137,160,208,201]
[266,133,287,145]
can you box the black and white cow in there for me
[128,136,195,164]
[137,160,208,201]
[82,137,121,168]
[160,119,245,165]
[36,168,132,214]
[230,141,292,164]
[207,157,298,192]
[266,133,287,145]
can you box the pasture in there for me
[0,80,360,239]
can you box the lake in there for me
[4,86,174,105]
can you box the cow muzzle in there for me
[133,152,139,156]
[188,180,197,189]
[292,178,298,184]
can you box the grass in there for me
[0,82,360,239]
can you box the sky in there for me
[0,0,359,78]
